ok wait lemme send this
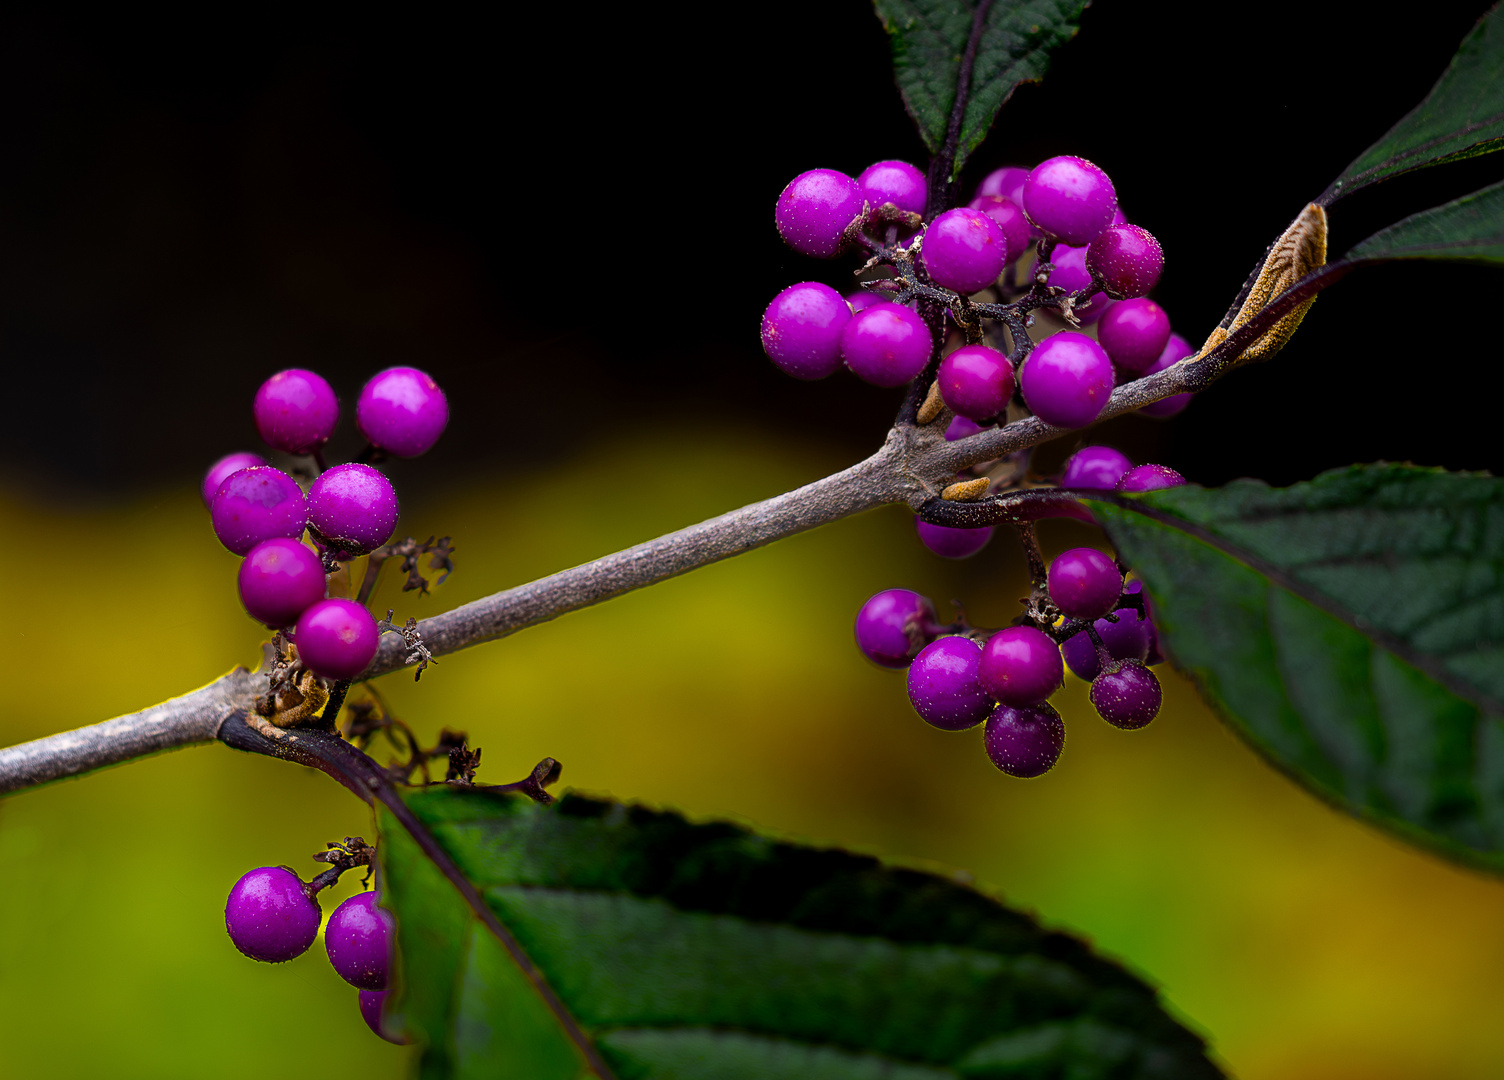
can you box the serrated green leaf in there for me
[1321,5,1504,204]
[1345,177,1504,263]
[380,787,1222,1080]
[873,0,1088,178]
[1084,465,1504,873]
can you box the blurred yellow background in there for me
[3,428,1503,1079]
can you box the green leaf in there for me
[873,0,1088,178]
[1344,178,1504,264]
[380,787,1223,1080]
[1083,465,1504,873]
[1321,5,1504,204]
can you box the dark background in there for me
[1,0,1499,500]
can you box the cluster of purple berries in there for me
[761,155,1195,423]
[225,867,401,1043]
[201,367,448,680]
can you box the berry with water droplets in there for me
[211,466,308,557]
[326,892,395,991]
[238,538,327,629]
[1048,547,1123,621]
[984,702,1065,777]
[916,518,993,559]
[937,344,1014,421]
[1021,157,1117,246]
[921,208,1007,294]
[357,367,449,458]
[1099,299,1172,373]
[295,598,381,680]
[1117,464,1186,492]
[1091,660,1162,729]
[775,169,864,259]
[1062,581,1153,681]
[840,302,933,387]
[761,282,852,380]
[254,369,340,455]
[307,463,399,558]
[967,196,1033,264]
[1060,446,1132,490]
[907,636,993,731]
[202,452,266,508]
[1086,224,1164,299]
[856,160,926,216]
[1035,245,1111,324]
[978,626,1063,706]
[1019,332,1114,428]
[855,588,937,668]
[225,867,320,963]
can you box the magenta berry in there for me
[1098,299,1172,374]
[856,160,926,216]
[1060,446,1132,490]
[1021,156,1117,246]
[237,538,327,629]
[1090,660,1162,730]
[976,165,1030,204]
[1038,245,1111,324]
[984,702,1066,778]
[937,344,1014,421]
[1139,333,1197,418]
[967,196,1032,264]
[202,452,266,508]
[840,302,933,387]
[855,588,937,669]
[846,291,885,315]
[1087,223,1164,300]
[326,892,395,991]
[916,518,993,559]
[307,463,399,558]
[211,466,308,557]
[775,169,864,259]
[1048,548,1124,621]
[225,867,320,963]
[356,367,449,458]
[1062,581,1154,681]
[294,598,381,680]
[253,369,339,455]
[921,208,1007,294]
[907,637,992,731]
[1019,332,1114,428]
[760,283,852,380]
[944,415,989,441]
[1117,464,1187,492]
[359,990,404,1044]
[978,625,1063,707]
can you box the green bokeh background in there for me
[3,429,1503,1078]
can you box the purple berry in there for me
[840,302,933,387]
[307,463,399,558]
[846,291,886,315]
[856,160,926,216]
[944,415,990,441]
[1036,245,1111,325]
[775,169,864,259]
[937,344,1014,421]
[1090,660,1162,729]
[1021,156,1117,246]
[253,369,339,455]
[1060,446,1132,490]
[1117,464,1187,492]
[359,990,404,1044]
[984,702,1065,778]
[1019,332,1114,429]
[202,452,266,508]
[211,466,309,557]
[855,588,937,669]
[760,283,852,381]
[1048,548,1123,621]
[1086,224,1164,300]
[225,867,320,963]
[966,196,1033,264]
[916,517,993,559]
[1061,582,1154,681]
[1139,333,1196,418]
[1098,299,1172,374]
[978,625,1063,706]
[921,208,1007,294]
[907,637,993,731]
[976,165,1030,204]
[326,892,395,991]
[294,598,381,680]
[238,538,327,629]
[356,367,449,458]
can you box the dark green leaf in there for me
[380,787,1222,1079]
[1321,5,1504,204]
[1345,177,1504,264]
[1084,465,1504,873]
[873,0,1088,177]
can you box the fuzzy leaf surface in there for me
[379,786,1222,1079]
[1322,4,1504,203]
[873,0,1087,175]
[1085,465,1504,872]
[1345,178,1504,264]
